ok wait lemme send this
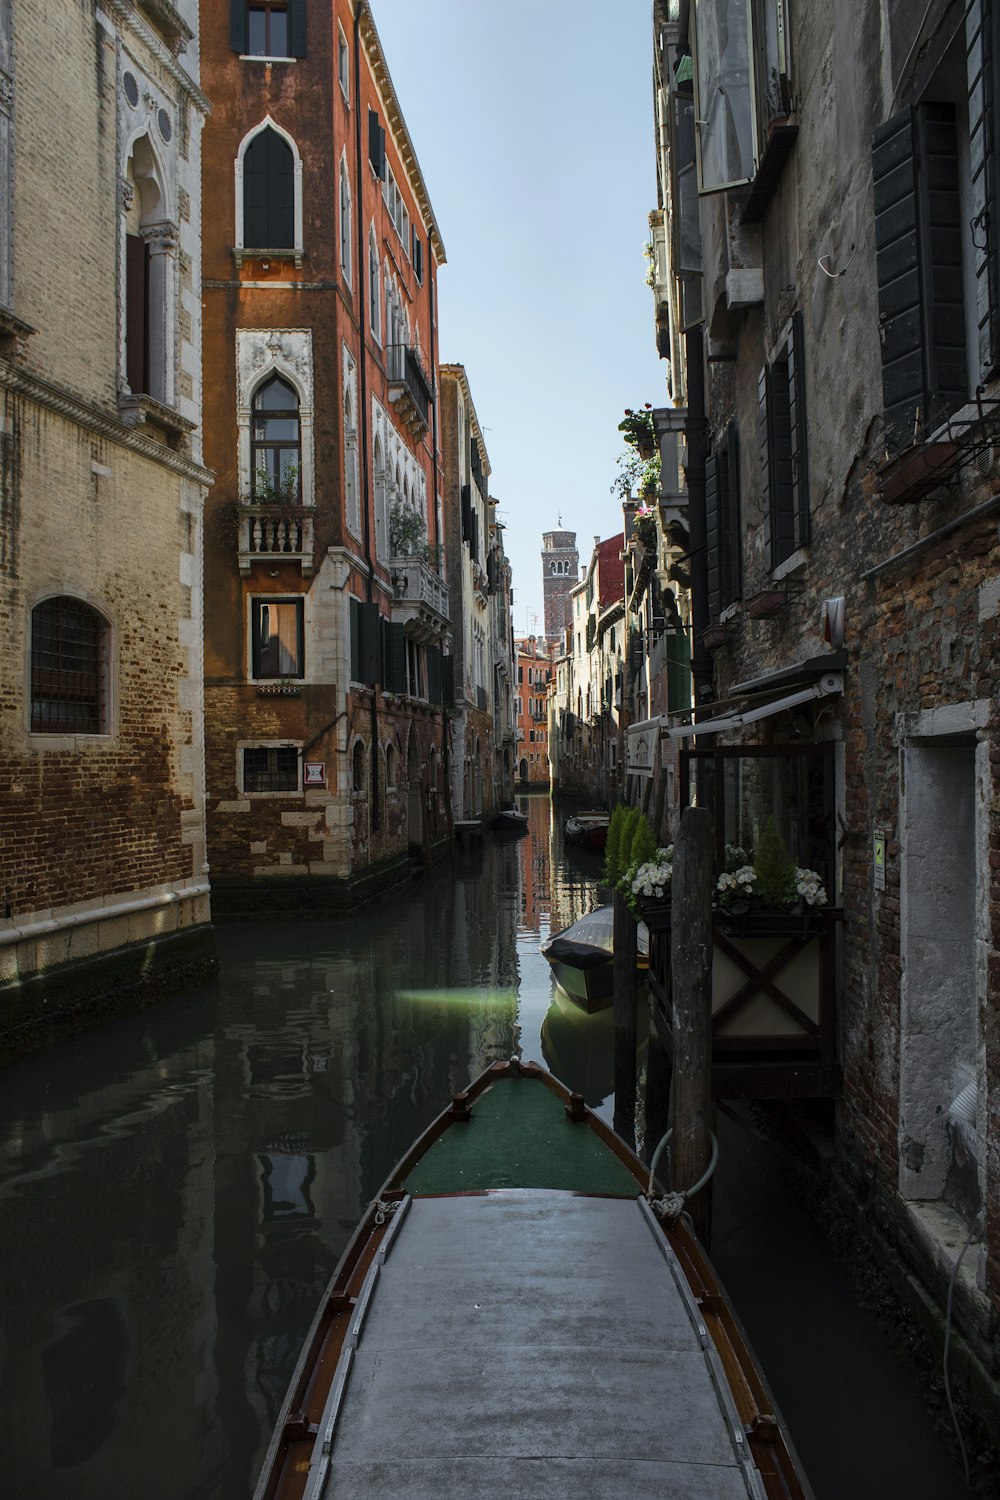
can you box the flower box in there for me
[716,907,825,939]
[636,898,672,933]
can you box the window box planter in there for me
[702,623,730,650]
[746,587,789,620]
[636,898,671,933]
[716,907,826,940]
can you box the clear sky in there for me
[371,0,668,637]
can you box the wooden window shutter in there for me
[243,130,293,249]
[764,353,794,569]
[873,104,967,451]
[349,597,361,682]
[704,451,721,620]
[359,602,380,685]
[442,653,456,708]
[969,2,998,378]
[287,0,307,57]
[126,232,149,394]
[789,310,810,549]
[382,620,406,693]
[461,483,471,541]
[368,109,385,179]
[230,0,247,53]
[427,644,443,705]
[719,426,741,607]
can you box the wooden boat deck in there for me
[309,1192,763,1499]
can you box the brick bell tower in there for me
[541,526,578,640]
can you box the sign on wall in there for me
[626,719,659,779]
[303,762,326,787]
[873,829,885,892]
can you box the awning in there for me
[663,671,843,740]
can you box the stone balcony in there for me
[386,343,433,438]
[389,555,449,642]
[238,503,315,576]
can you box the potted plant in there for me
[251,463,301,505]
[633,504,658,555]
[714,820,828,936]
[627,845,673,930]
[618,404,657,460]
[389,499,427,557]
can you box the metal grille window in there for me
[30,597,108,734]
[243,745,299,793]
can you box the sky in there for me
[372,0,668,637]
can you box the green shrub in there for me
[753,818,798,908]
[627,813,657,874]
[603,805,628,886]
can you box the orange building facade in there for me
[201,1,452,909]
[514,637,554,788]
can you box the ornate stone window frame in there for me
[234,115,304,268]
[236,329,314,506]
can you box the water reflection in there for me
[0,793,608,1500]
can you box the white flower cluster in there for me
[794,868,828,907]
[630,845,674,900]
[715,865,758,900]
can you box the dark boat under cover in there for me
[254,1060,809,1500]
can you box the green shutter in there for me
[360,602,380,685]
[427,645,443,705]
[230,0,247,53]
[721,425,741,606]
[350,597,360,682]
[288,0,307,57]
[704,451,721,621]
[383,621,407,694]
[789,310,810,549]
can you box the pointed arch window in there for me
[339,159,352,283]
[368,229,381,342]
[344,386,360,537]
[373,435,387,559]
[244,126,294,249]
[251,375,301,501]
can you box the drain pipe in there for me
[685,324,713,711]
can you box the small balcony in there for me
[389,555,450,642]
[238,503,315,577]
[386,344,433,437]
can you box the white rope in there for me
[373,1199,400,1226]
[645,1126,719,1223]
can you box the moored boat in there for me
[541,904,649,1012]
[492,806,529,834]
[253,1059,810,1500]
[563,809,610,849]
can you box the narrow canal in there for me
[0,797,980,1499]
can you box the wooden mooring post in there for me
[612,887,638,1146]
[669,805,715,1243]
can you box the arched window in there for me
[30,597,110,735]
[251,375,301,501]
[373,436,387,559]
[124,134,173,404]
[368,229,381,342]
[352,739,366,793]
[244,126,294,249]
[344,387,360,536]
[339,158,352,283]
[386,742,397,790]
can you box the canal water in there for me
[0,796,979,1499]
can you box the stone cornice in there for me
[0,363,213,486]
[439,364,490,474]
[356,2,446,265]
[102,0,212,115]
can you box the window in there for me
[373,436,387,559]
[251,597,303,678]
[251,375,301,501]
[339,159,352,283]
[691,0,793,193]
[352,739,366,792]
[232,0,306,58]
[243,745,299,793]
[368,229,381,342]
[411,227,424,284]
[337,26,350,99]
[759,311,809,569]
[705,422,741,617]
[344,386,360,537]
[367,108,386,179]
[123,135,172,405]
[873,99,970,451]
[30,597,110,734]
[386,742,397,789]
[383,167,410,250]
[243,126,294,249]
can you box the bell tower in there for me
[541,526,578,639]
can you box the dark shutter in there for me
[350,597,360,682]
[970,0,998,376]
[244,128,294,249]
[873,104,967,450]
[789,310,810,549]
[461,483,471,541]
[667,625,692,713]
[704,451,721,620]
[230,0,247,53]
[368,109,385,178]
[126,233,149,394]
[382,620,406,693]
[427,644,443,705]
[287,0,307,57]
[442,654,456,708]
[359,602,380,685]
[413,233,424,283]
[720,425,741,606]
[763,356,794,569]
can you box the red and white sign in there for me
[303,761,326,786]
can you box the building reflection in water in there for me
[0,798,607,1500]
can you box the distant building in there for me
[541,528,578,638]
[514,638,554,786]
